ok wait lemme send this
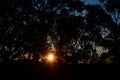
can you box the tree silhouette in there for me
[0,0,49,61]
[0,0,119,64]
[99,0,120,64]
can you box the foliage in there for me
[0,0,119,64]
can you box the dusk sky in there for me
[82,0,100,5]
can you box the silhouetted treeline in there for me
[0,0,120,64]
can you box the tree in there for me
[0,0,85,62]
[0,0,119,64]
[0,0,50,61]
[99,0,120,64]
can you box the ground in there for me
[0,60,119,80]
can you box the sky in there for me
[81,0,100,5]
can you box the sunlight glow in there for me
[47,53,55,62]
[48,54,54,61]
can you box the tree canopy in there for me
[0,0,119,64]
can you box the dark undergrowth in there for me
[0,60,119,80]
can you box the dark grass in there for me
[0,60,119,80]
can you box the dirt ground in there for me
[0,60,119,80]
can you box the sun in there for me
[47,54,54,61]
[45,51,57,63]
[46,53,55,62]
